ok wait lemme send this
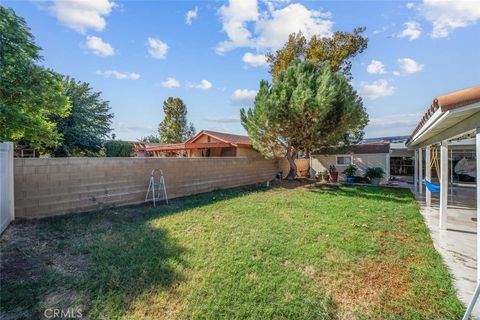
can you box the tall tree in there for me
[241,61,368,179]
[0,7,70,151]
[50,77,113,156]
[139,134,160,143]
[266,27,368,79]
[158,97,196,143]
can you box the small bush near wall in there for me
[105,140,133,157]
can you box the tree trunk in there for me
[285,148,297,180]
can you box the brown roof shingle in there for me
[191,130,251,146]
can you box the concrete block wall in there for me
[14,157,279,219]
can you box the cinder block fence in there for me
[13,157,292,219]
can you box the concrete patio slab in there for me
[410,184,478,318]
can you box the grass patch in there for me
[0,183,464,319]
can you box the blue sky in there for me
[5,0,480,140]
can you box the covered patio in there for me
[406,86,480,315]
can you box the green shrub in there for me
[364,167,385,179]
[342,164,358,177]
[105,140,133,157]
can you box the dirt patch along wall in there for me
[14,157,280,219]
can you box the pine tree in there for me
[158,97,196,143]
[241,61,368,179]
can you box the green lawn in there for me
[0,183,465,319]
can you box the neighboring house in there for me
[311,142,391,183]
[145,130,262,158]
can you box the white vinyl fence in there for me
[0,142,14,234]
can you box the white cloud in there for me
[366,60,386,74]
[185,6,198,25]
[51,0,116,34]
[216,0,259,53]
[85,36,115,56]
[359,79,395,100]
[147,37,169,59]
[414,0,480,38]
[365,112,421,137]
[369,113,421,127]
[216,1,332,53]
[161,77,180,88]
[188,80,212,90]
[96,70,140,80]
[254,3,332,50]
[112,122,155,140]
[205,115,241,123]
[398,21,422,40]
[397,58,424,74]
[242,52,268,67]
[231,89,257,104]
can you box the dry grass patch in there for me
[1,184,465,319]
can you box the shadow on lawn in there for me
[309,184,415,204]
[0,184,270,319]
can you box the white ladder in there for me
[145,169,168,207]
[463,282,480,320]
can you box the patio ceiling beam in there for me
[411,112,480,149]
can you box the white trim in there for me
[335,155,353,166]
[425,146,431,207]
[408,102,480,148]
[419,148,423,195]
[410,109,447,144]
[414,149,419,191]
[439,140,448,230]
[476,128,480,282]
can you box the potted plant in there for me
[364,167,385,186]
[315,172,322,181]
[343,164,357,183]
[321,169,329,182]
[329,165,338,183]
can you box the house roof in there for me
[407,86,480,143]
[313,142,390,155]
[187,130,251,146]
[145,130,252,152]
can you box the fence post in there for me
[0,142,14,234]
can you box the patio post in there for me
[414,149,419,192]
[476,128,480,282]
[439,140,448,230]
[418,148,423,195]
[425,146,431,207]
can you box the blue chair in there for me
[423,179,440,193]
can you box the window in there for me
[336,156,352,165]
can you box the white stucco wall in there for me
[311,153,390,183]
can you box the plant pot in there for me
[370,177,381,186]
[346,176,355,184]
[315,176,321,181]
[329,172,338,183]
